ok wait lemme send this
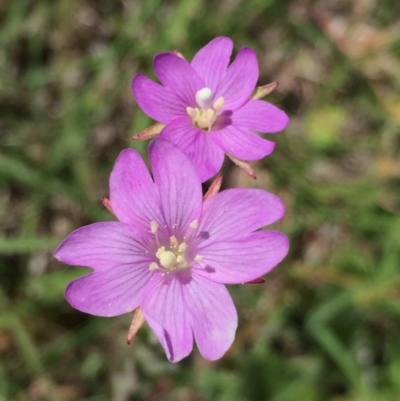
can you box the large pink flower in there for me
[54,140,288,362]
[132,36,289,182]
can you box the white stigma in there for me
[196,88,213,109]
[188,89,224,131]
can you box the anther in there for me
[170,235,178,247]
[150,221,158,234]
[149,262,159,271]
[189,219,199,229]
[186,107,197,119]
[194,255,203,262]
[178,243,187,252]
[213,96,224,111]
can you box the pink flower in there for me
[132,36,289,182]
[54,140,288,362]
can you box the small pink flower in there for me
[54,140,288,362]
[132,36,289,182]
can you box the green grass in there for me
[1,0,400,400]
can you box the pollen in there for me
[187,88,224,131]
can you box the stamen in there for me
[150,221,158,234]
[149,262,159,271]
[186,107,197,119]
[205,109,214,119]
[213,96,224,111]
[170,235,178,247]
[155,246,166,259]
[150,221,161,246]
[196,88,213,109]
[194,255,203,262]
[178,243,187,252]
[189,219,199,229]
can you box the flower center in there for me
[153,238,189,271]
[187,88,224,131]
[148,221,203,273]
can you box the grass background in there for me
[1,0,400,400]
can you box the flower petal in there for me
[159,118,225,182]
[153,53,204,106]
[183,275,237,360]
[110,149,164,229]
[54,222,152,271]
[211,124,275,160]
[191,36,233,92]
[231,99,289,133]
[215,47,258,111]
[194,231,289,284]
[54,222,154,317]
[65,265,152,317]
[141,272,193,362]
[132,74,187,124]
[197,188,285,244]
[149,139,203,236]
